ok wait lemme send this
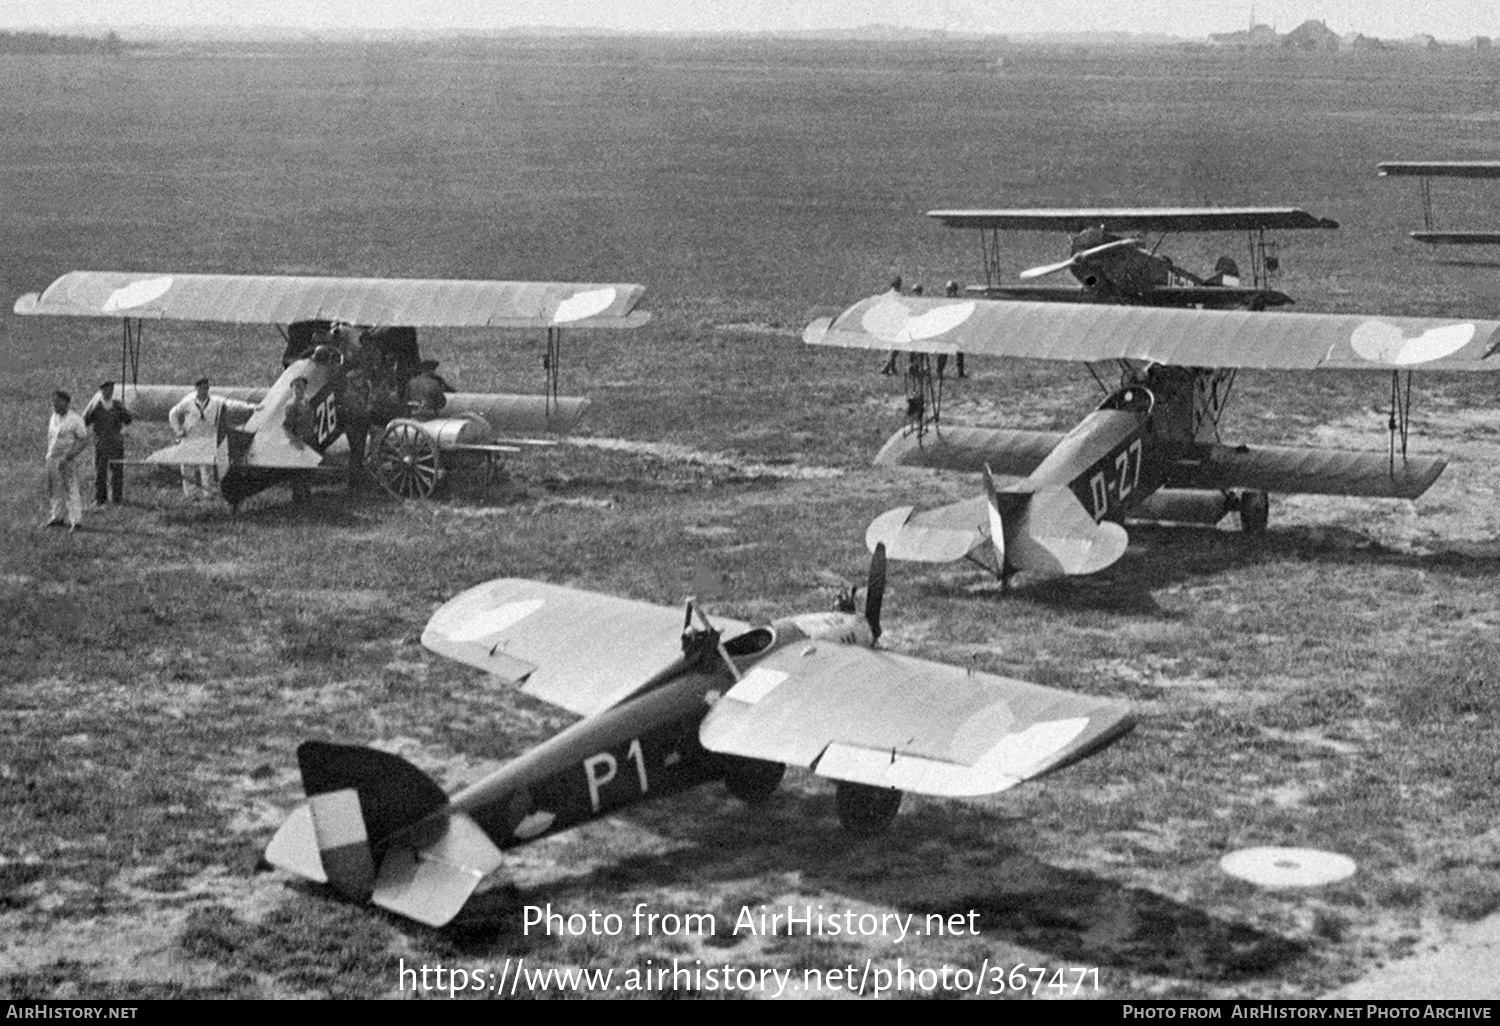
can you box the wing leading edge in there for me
[14,272,650,330]
[928,207,1339,232]
[700,644,1132,797]
[804,294,1500,373]
[422,579,748,718]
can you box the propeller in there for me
[865,542,886,643]
[1018,237,1142,281]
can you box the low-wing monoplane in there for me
[263,549,1133,927]
[14,272,650,506]
[805,294,1500,582]
[928,207,1338,309]
[1378,161,1500,245]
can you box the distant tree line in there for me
[0,30,124,55]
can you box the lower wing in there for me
[700,645,1133,798]
[1168,443,1445,500]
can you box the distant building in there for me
[1347,33,1389,52]
[1208,23,1279,47]
[1402,34,1440,50]
[1473,36,1492,50]
[1283,19,1340,51]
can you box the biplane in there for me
[264,548,1133,927]
[1377,161,1500,245]
[928,207,1338,310]
[13,272,649,506]
[804,293,1500,582]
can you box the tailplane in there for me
[265,741,505,926]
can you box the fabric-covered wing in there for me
[14,272,649,330]
[875,424,1066,475]
[700,646,1132,798]
[1409,232,1500,246]
[1168,444,1446,500]
[422,579,747,718]
[928,207,1339,232]
[804,294,1500,372]
[866,496,991,563]
[1377,162,1500,179]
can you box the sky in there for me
[3,0,1496,43]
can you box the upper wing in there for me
[14,272,649,329]
[804,294,1500,372]
[1409,232,1500,246]
[928,207,1338,232]
[421,578,747,718]
[1167,443,1445,500]
[1378,162,1500,179]
[700,645,1132,798]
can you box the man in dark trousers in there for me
[82,381,132,505]
[283,377,317,503]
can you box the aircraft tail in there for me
[264,741,505,927]
[999,483,1129,578]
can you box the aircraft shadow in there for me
[430,790,1306,985]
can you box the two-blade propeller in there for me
[1018,237,1143,281]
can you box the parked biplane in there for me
[927,206,1338,310]
[804,293,1500,582]
[1378,161,1500,245]
[13,272,649,506]
[264,548,1133,927]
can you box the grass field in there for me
[2,37,1500,1000]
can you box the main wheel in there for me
[372,420,442,499]
[835,782,902,835]
[1239,490,1269,534]
[721,756,785,806]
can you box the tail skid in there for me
[264,741,505,927]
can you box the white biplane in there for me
[14,272,649,506]
[805,293,1500,583]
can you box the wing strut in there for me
[1388,370,1414,472]
[544,327,562,415]
[121,318,144,388]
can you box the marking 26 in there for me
[314,393,339,445]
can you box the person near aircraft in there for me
[881,275,906,375]
[936,281,967,379]
[406,359,452,418]
[283,376,317,503]
[340,358,371,489]
[82,380,132,505]
[43,389,90,531]
[168,377,226,501]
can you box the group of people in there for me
[42,381,134,531]
[878,277,967,378]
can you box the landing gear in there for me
[372,419,442,499]
[1238,490,1269,534]
[721,756,785,806]
[835,782,902,835]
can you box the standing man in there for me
[340,359,371,490]
[168,377,223,502]
[44,389,90,531]
[82,381,132,505]
[283,376,317,503]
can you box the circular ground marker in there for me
[1220,847,1357,888]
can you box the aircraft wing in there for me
[13,272,650,329]
[804,294,1500,372]
[874,424,1063,475]
[1408,232,1500,246]
[1377,162,1500,179]
[928,207,1338,232]
[700,645,1133,798]
[1167,444,1445,500]
[422,579,747,718]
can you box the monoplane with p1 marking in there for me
[263,549,1133,927]
[13,272,650,506]
[805,292,1500,583]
